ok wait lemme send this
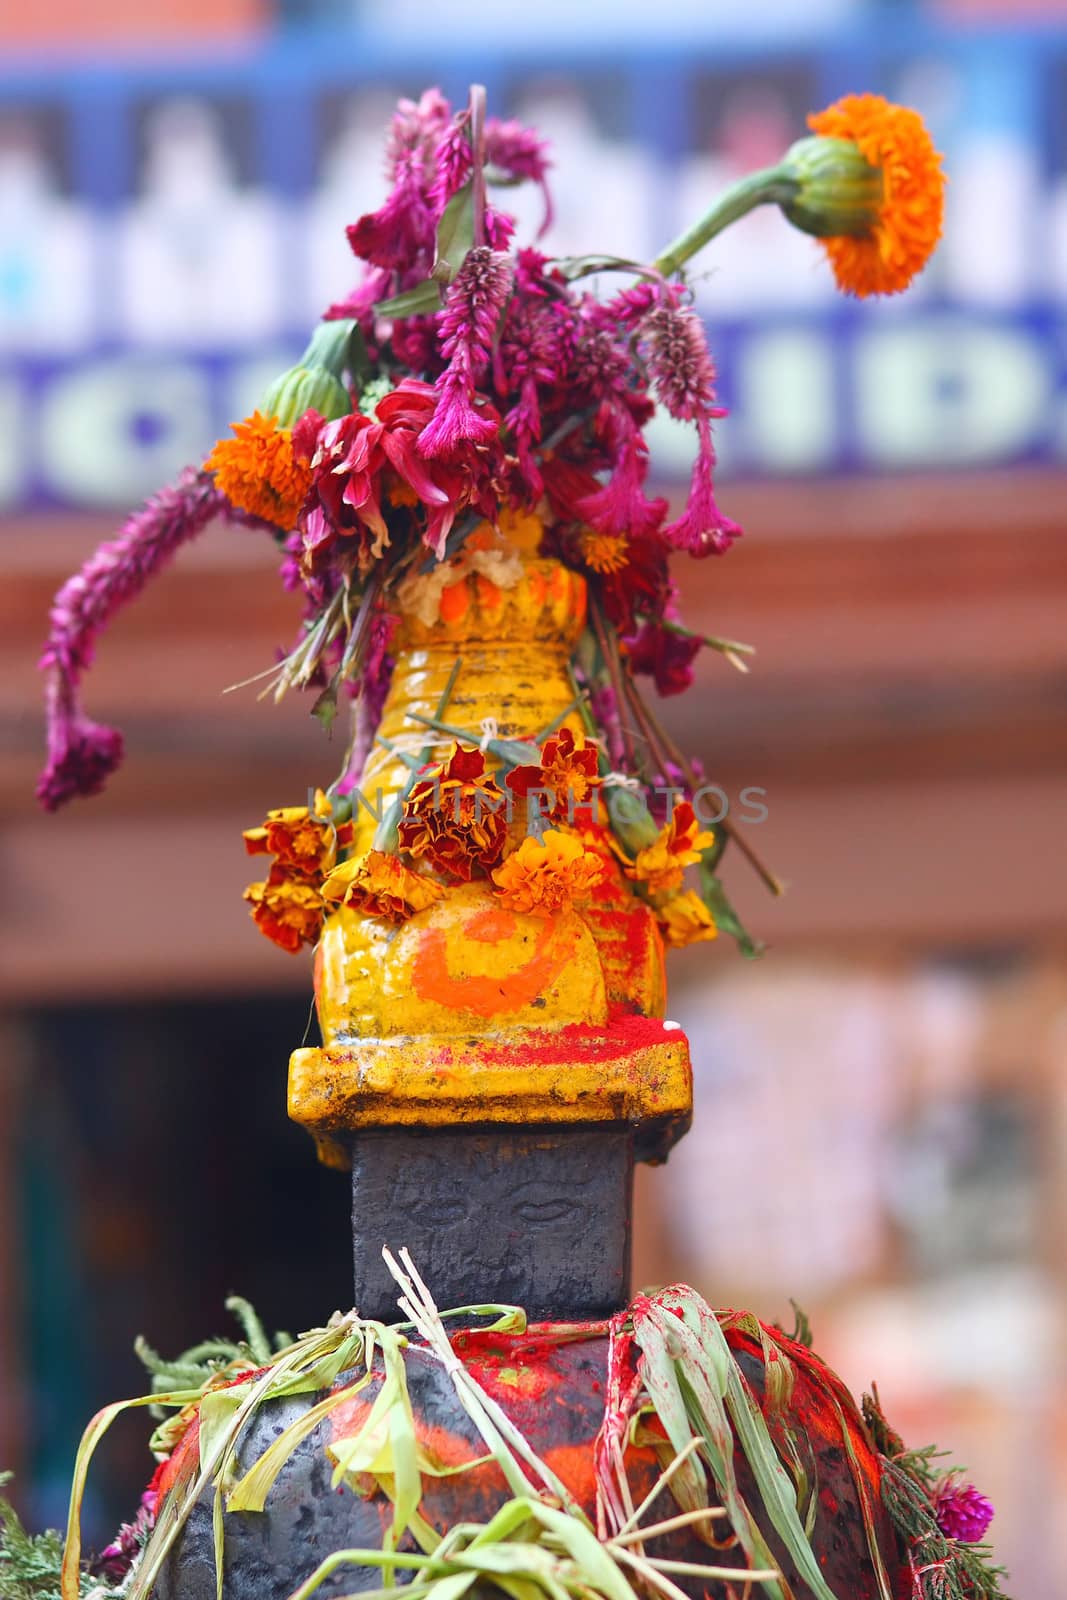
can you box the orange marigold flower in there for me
[321,849,445,922]
[243,794,350,877]
[580,529,630,575]
[398,743,508,881]
[625,800,714,896]
[205,411,312,529]
[506,727,601,824]
[657,889,718,949]
[492,828,604,917]
[243,867,324,953]
[804,94,945,298]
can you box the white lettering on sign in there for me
[739,329,836,473]
[855,320,1051,468]
[38,357,212,505]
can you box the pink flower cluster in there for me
[933,1480,995,1544]
[37,85,743,809]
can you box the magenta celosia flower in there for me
[419,246,512,458]
[643,301,723,424]
[37,469,257,811]
[37,689,124,813]
[605,281,662,330]
[323,265,394,325]
[347,174,434,272]
[933,1481,995,1544]
[496,259,578,496]
[484,117,553,234]
[484,205,517,252]
[96,1489,157,1582]
[575,433,667,540]
[626,616,702,696]
[347,89,452,272]
[428,117,473,219]
[664,417,742,558]
[569,313,632,406]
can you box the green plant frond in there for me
[223,1297,275,1365]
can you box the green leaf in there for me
[660,1289,844,1600]
[432,185,475,284]
[61,1385,203,1600]
[311,680,339,732]
[376,280,444,319]
[631,1299,787,1600]
[698,862,764,958]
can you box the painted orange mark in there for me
[466,905,517,943]
[439,580,470,624]
[475,573,504,610]
[412,919,575,1017]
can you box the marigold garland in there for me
[657,888,718,948]
[321,849,445,922]
[398,743,508,881]
[623,801,714,896]
[492,828,605,916]
[243,869,325,953]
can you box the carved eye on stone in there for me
[510,1189,585,1227]
[395,1192,470,1228]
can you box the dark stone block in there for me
[351,1125,633,1320]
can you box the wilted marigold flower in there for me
[580,530,630,575]
[243,868,324,953]
[243,792,350,877]
[625,800,714,896]
[507,726,601,824]
[205,410,313,529]
[321,849,444,922]
[398,743,508,881]
[492,828,604,916]
[657,889,718,949]
[797,94,945,297]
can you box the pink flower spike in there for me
[418,371,499,459]
[419,245,512,459]
[663,418,742,558]
[484,116,554,234]
[643,302,722,424]
[36,468,268,810]
[37,685,123,812]
[934,1481,995,1544]
[575,435,667,540]
[428,118,472,219]
[347,156,435,271]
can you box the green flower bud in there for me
[261,364,351,428]
[605,782,659,856]
[778,135,883,239]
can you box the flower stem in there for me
[469,83,488,249]
[623,664,784,898]
[653,165,797,277]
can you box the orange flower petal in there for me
[807,94,945,297]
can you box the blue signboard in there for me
[0,23,1064,509]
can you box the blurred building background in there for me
[1,0,1066,1593]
